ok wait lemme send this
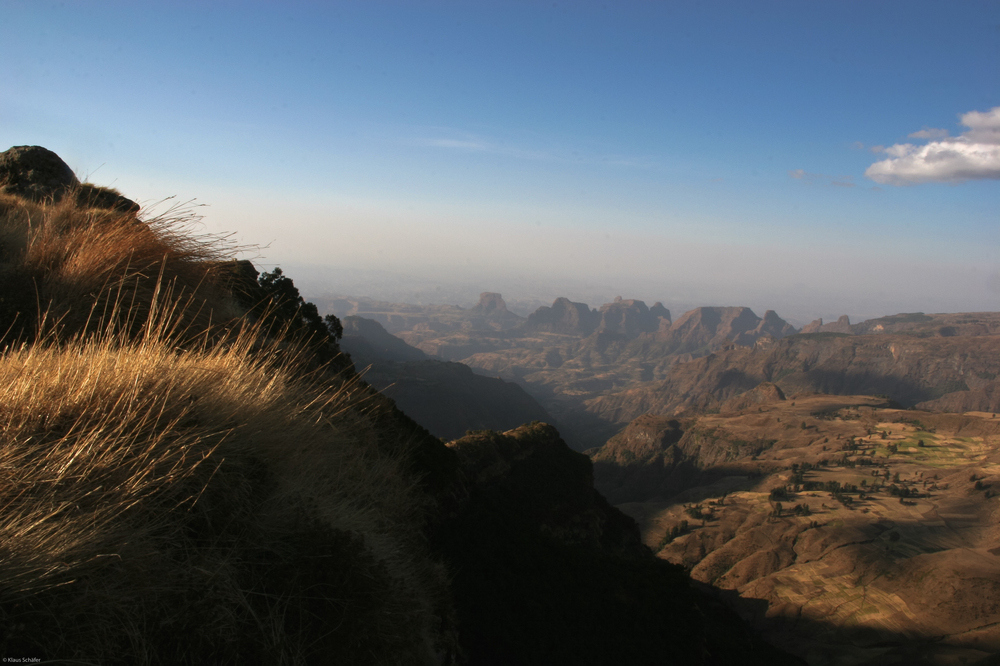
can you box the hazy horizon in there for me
[2,1,997,323]
[285,260,996,329]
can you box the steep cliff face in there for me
[438,423,801,666]
[595,297,665,337]
[585,333,1000,426]
[917,380,1000,413]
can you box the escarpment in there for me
[0,147,801,665]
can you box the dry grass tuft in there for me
[0,323,446,664]
[0,192,242,345]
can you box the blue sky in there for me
[2,1,998,322]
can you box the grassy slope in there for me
[0,190,450,664]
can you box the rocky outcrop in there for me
[800,318,823,334]
[525,296,600,335]
[595,297,665,338]
[657,306,795,355]
[649,301,671,323]
[0,145,79,202]
[747,310,798,342]
[73,182,140,214]
[466,292,524,330]
[0,146,138,213]
[591,414,691,503]
[469,291,506,315]
[720,381,786,414]
[800,315,852,334]
[825,314,852,333]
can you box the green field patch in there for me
[878,431,972,466]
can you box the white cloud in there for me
[908,128,949,140]
[865,106,1000,185]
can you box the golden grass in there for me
[0,318,446,664]
[0,192,242,345]
[0,191,450,663]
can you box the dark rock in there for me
[649,301,671,324]
[470,291,507,315]
[0,145,79,202]
[74,182,140,214]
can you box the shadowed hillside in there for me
[341,316,558,440]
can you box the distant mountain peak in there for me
[471,291,509,314]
